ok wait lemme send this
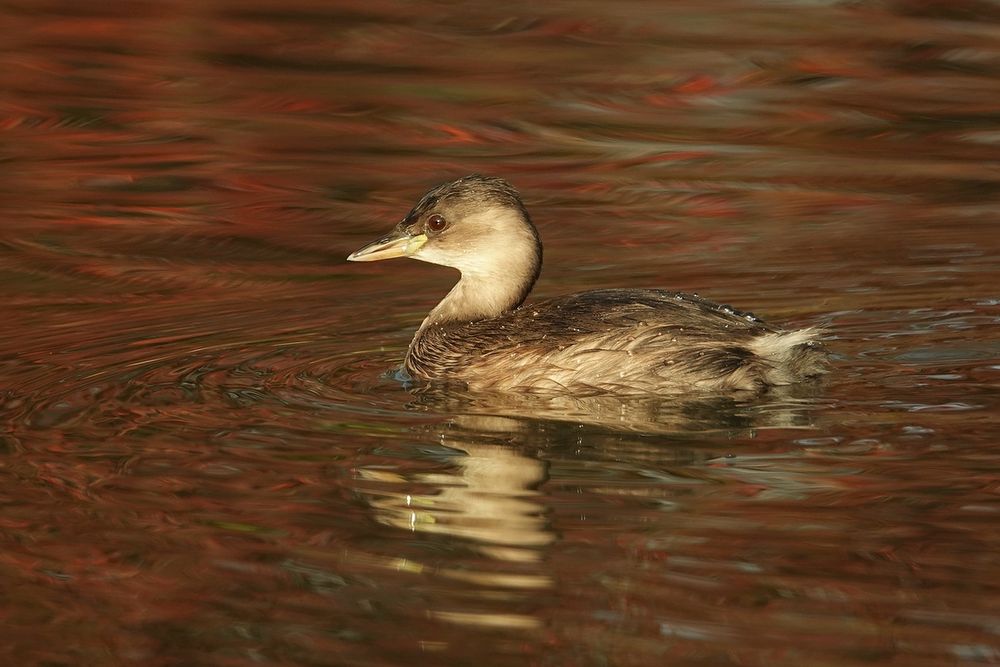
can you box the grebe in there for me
[348,175,827,394]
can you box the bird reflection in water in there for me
[353,415,554,631]
[351,385,827,632]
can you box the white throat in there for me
[412,207,540,330]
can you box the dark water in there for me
[3,1,1000,665]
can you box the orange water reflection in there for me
[2,0,999,665]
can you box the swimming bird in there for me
[348,175,827,394]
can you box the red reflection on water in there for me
[1,0,999,665]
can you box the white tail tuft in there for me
[748,327,827,384]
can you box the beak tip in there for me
[345,232,427,264]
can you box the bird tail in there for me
[749,327,829,384]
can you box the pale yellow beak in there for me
[347,230,428,262]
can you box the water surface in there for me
[2,1,999,665]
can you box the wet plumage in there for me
[348,175,827,394]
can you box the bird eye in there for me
[427,214,448,233]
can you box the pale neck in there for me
[409,206,542,334]
[420,273,530,331]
